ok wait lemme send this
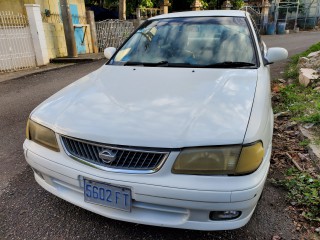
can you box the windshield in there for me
[109,16,257,68]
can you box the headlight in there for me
[26,119,60,152]
[172,142,264,175]
[172,146,242,175]
[235,142,264,174]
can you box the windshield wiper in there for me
[202,62,256,68]
[143,61,169,66]
[124,61,169,67]
[124,61,144,66]
[124,61,194,68]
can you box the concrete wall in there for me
[0,0,35,15]
[1,0,93,59]
[43,21,92,59]
[36,0,93,57]
[34,0,60,13]
[70,0,86,16]
[43,22,68,59]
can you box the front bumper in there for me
[23,140,270,231]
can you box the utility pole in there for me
[119,0,126,20]
[60,0,78,57]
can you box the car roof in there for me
[150,10,247,20]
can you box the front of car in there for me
[23,10,286,230]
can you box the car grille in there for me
[61,136,169,172]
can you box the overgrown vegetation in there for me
[272,43,320,226]
[274,169,320,222]
[275,42,320,125]
[276,84,320,123]
[285,42,320,79]
[231,0,244,10]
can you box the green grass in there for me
[284,42,320,79]
[299,135,320,147]
[299,139,311,147]
[273,169,320,222]
[277,84,320,124]
[277,42,320,124]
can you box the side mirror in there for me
[265,47,288,64]
[104,47,116,60]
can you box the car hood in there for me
[31,65,258,148]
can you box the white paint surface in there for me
[25,4,49,66]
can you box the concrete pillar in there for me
[136,8,141,20]
[191,0,202,11]
[160,0,171,14]
[119,0,126,20]
[86,10,98,53]
[261,1,271,33]
[25,4,49,66]
[221,0,233,10]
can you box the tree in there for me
[231,0,244,10]
[85,0,118,8]
[127,0,159,16]
[139,0,155,8]
[172,0,218,10]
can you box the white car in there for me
[24,10,287,230]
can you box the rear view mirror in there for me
[265,47,288,64]
[104,47,116,60]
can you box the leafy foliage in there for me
[87,0,222,13]
[86,0,158,13]
[139,0,154,8]
[85,0,118,8]
[231,0,244,10]
[197,0,218,9]
[275,169,320,222]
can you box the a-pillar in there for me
[160,0,171,14]
[25,4,49,66]
[191,0,202,11]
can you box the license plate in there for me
[84,178,132,212]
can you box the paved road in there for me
[263,31,320,79]
[1,32,320,240]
